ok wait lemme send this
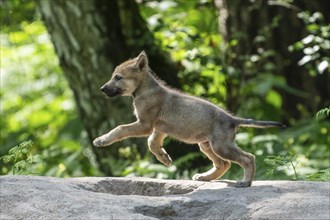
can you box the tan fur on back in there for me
[94,51,283,188]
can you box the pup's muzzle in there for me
[100,85,122,97]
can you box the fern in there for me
[265,154,299,180]
[316,106,330,120]
[0,141,43,175]
[306,168,330,181]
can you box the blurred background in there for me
[0,0,329,181]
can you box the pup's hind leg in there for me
[147,130,172,167]
[193,141,231,181]
[210,133,256,188]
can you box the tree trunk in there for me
[215,0,329,121]
[36,0,180,175]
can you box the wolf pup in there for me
[93,51,285,187]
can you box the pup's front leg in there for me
[93,131,116,147]
[93,121,152,147]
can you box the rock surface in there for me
[0,176,329,219]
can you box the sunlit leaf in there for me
[301,34,314,44]
[317,60,328,74]
[303,47,314,55]
[298,55,312,66]
[307,24,319,33]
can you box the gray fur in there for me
[94,51,284,187]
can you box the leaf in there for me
[147,164,171,174]
[298,55,312,66]
[307,24,319,33]
[316,106,330,119]
[266,90,282,109]
[301,34,314,44]
[317,60,328,74]
[306,168,330,181]
[27,154,43,163]
[252,135,279,145]
[303,47,314,55]
[15,160,28,167]
[1,155,14,163]
[8,146,19,154]
[253,78,272,95]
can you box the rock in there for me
[0,176,329,219]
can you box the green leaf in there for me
[266,90,282,109]
[307,24,319,33]
[1,155,14,163]
[8,146,19,154]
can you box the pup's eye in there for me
[114,75,123,81]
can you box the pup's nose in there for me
[100,85,106,92]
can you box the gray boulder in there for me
[0,176,329,219]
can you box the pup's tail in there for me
[234,118,286,128]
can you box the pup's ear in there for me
[135,51,148,71]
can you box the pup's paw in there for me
[156,153,173,167]
[162,155,173,167]
[93,137,108,147]
[192,173,209,181]
[235,181,252,188]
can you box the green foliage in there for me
[265,154,299,180]
[0,20,99,177]
[1,0,328,183]
[139,1,329,182]
[141,0,226,106]
[265,153,330,182]
[0,140,43,175]
[306,168,330,182]
[236,119,329,181]
[316,106,330,120]
[0,0,36,31]
[289,11,330,76]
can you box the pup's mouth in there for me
[101,86,123,97]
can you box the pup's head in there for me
[100,51,148,97]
